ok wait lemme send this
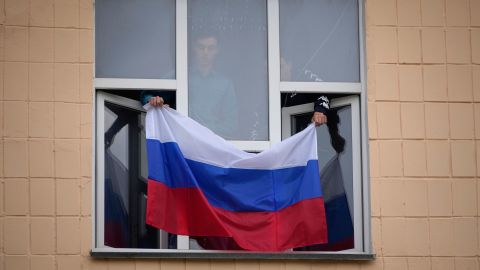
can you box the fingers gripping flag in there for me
[145,105,327,251]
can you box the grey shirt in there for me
[189,70,238,139]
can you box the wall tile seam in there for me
[3,212,91,218]
[423,170,435,231]
[1,16,4,106]
[374,100,427,104]
[2,136,84,140]
[373,26,480,30]
[371,138,478,142]
[396,63,441,66]
[25,23,31,183]
[373,62,477,66]
[362,177,479,181]
[51,1,59,256]
[26,60,94,64]
[379,138,427,142]
[373,23,480,29]
[400,137,428,141]
[4,101,92,105]
[28,100,93,106]
[27,215,88,218]
[54,136,85,140]
[419,55,429,139]
[471,102,479,169]
[371,176,474,180]
[1,24,87,30]
[372,179,469,182]
[416,63,477,66]
[364,102,480,108]
[378,255,479,258]
[473,93,480,252]
[445,134,455,200]
[374,99,424,103]
[3,24,92,30]
[0,8,5,259]
[378,214,480,218]
[396,25,401,67]
[0,60,91,64]
[29,101,92,105]
[393,0,400,27]
[374,62,476,65]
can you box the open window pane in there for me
[187,0,269,140]
[95,0,176,79]
[101,93,174,249]
[290,105,354,221]
[279,0,360,82]
[281,95,361,252]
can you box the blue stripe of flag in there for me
[146,139,323,212]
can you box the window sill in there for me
[91,248,375,260]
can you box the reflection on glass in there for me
[290,107,353,214]
[291,105,354,251]
[95,0,176,79]
[104,102,172,249]
[188,0,269,141]
[280,0,360,82]
[317,106,353,219]
[104,103,130,248]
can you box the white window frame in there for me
[92,0,372,259]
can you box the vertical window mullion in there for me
[176,0,189,115]
[349,97,363,252]
[358,0,372,254]
[175,0,191,249]
[267,0,281,145]
[95,93,106,248]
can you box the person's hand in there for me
[312,112,327,126]
[149,96,165,107]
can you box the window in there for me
[187,0,269,140]
[93,0,372,259]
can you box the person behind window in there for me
[141,32,239,139]
[188,31,239,139]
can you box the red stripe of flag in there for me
[146,180,328,251]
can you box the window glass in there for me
[104,102,173,249]
[104,103,130,248]
[288,103,355,251]
[95,0,176,79]
[279,0,360,82]
[292,106,354,220]
[188,0,269,140]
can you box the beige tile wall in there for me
[366,0,480,269]
[0,0,478,269]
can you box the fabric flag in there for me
[145,105,328,251]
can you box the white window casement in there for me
[92,0,372,259]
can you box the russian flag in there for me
[145,106,328,251]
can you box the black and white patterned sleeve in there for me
[314,95,330,114]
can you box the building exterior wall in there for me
[0,0,479,269]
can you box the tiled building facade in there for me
[0,0,479,269]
